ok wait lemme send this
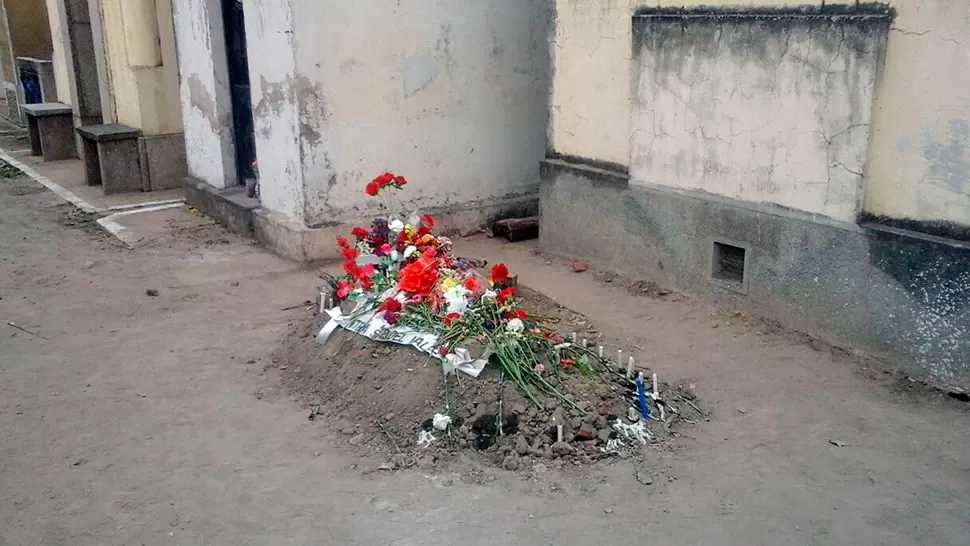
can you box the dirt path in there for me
[1,171,968,545]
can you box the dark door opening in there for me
[221,0,256,187]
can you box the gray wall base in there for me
[139,133,186,191]
[540,159,970,390]
[183,176,258,237]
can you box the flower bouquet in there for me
[324,173,623,410]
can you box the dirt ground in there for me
[1,170,969,545]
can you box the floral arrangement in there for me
[330,173,618,409]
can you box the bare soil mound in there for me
[272,288,705,472]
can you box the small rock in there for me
[737,407,748,415]
[383,412,395,421]
[572,260,588,273]
[636,471,653,486]
[604,508,614,514]
[71,457,87,467]
[377,462,396,471]
[348,434,365,446]
[551,442,574,456]
[514,435,531,456]
[145,289,159,297]
[503,457,520,472]
[440,476,454,487]
[597,428,612,442]
[575,423,597,441]
[512,403,527,416]
[829,440,847,448]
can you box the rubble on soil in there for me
[273,287,705,473]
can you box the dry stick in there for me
[671,392,706,416]
[376,421,412,468]
[7,322,49,341]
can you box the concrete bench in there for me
[76,124,143,195]
[22,103,75,161]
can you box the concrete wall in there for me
[631,10,886,223]
[540,160,970,390]
[549,0,970,231]
[171,0,237,190]
[2,0,53,59]
[282,0,551,228]
[98,0,182,135]
[44,0,71,106]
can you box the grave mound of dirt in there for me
[272,288,705,472]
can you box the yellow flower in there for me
[441,277,458,292]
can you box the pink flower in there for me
[359,264,376,277]
[336,281,354,299]
[533,363,546,375]
[380,243,392,255]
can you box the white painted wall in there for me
[171,0,235,189]
[288,0,551,227]
[245,0,304,222]
[630,16,881,223]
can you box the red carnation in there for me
[378,298,403,313]
[351,226,368,238]
[421,213,435,228]
[444,313,461,326]
[341,247,359,260]
[393,175,407,186]
[336,236,350,249]
[463,278,481,292]
[508,308,527,320]
[364,181,379,196]
[374,172,394,185]
[490,263,510,283]
[497,286,516,305]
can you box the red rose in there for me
[374,172,394,185]
[463,278,481,292]
[497,287,516,305]
[364,181,379,196]
[490,263,510,283]
[351,226,368,238]
[393,175,407,186]
[444,313,461,326]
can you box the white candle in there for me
[598,346,604,358]
[626,356,635,378]
[582,338,588,348]
[652,373,658,397]
[557,424,563,443]
[571,332,577,343]
[319,292,326,313]
[617,350,623,371]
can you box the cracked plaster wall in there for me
[172,0,237,190]
[631,11,886,223]
[551,0,970,228]
[288,0,551,228]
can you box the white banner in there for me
[316,302,489,378]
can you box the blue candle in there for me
[636,372,650,419]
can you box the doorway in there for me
[221,0,256,186]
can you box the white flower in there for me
[389,219,405,232]
[554,342,572,350]
[443,285,470,315]
[482,290,498,301]
[404,245,417,258]
[390,250,399,261]
[507,318,525,333]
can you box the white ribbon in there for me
[316,301,489,378]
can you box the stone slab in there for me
[22,103,73,117]
[77,123,141,142]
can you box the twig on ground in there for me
[7,322,50,341]
[671,392,706,416]
[376,420,413,468]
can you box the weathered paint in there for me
[244,0,304,222]
[97,0,181,135]
[44,0,71,106]
[289,0,551,227]
[630,9,888,223]
[171,0,236,189]
[550,0,970,229]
